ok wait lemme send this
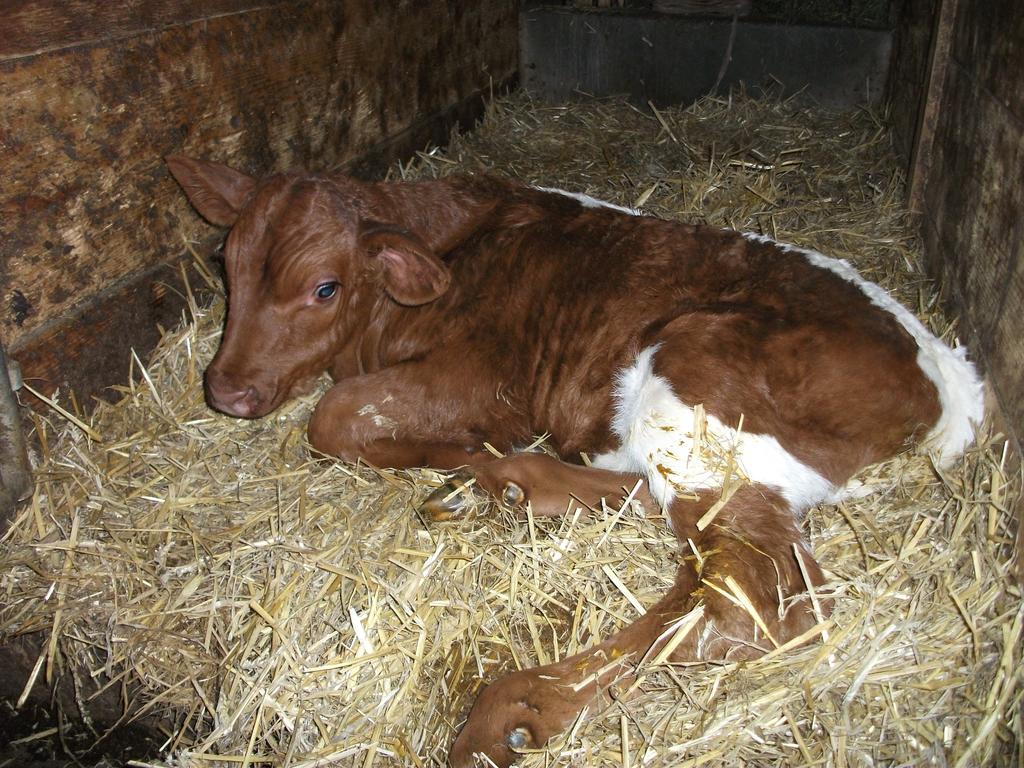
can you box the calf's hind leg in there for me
[449,560,700,768]
[448,485,827,768]
[420,452,656,520]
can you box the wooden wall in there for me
[890,0,1023,451]
[1,0,518,405]
[890,0,1023,577]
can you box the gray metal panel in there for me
[522,7,892,107]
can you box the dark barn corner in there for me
[0,0,1021,766]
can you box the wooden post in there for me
[0,343,31,526]
[906,0,958,214]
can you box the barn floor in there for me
[1,92,1021,767]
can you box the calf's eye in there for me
[315,282,338,301]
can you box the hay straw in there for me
[1,91,1021,768]
[19,382,103,442]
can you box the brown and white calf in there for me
[168,156,984,767]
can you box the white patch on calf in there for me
[743,233,985,466]
[592,346,835,512]
[534,186,643,216]
[357,403,397,431]
[372,414,397,430]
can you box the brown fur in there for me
[449,483,825,767]
[167,156,942,767]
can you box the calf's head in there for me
[167,155,451,418]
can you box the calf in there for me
[167,156,984,767]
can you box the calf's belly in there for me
[590,345,837,511]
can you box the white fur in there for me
[535,186,642,216]
[743,233,985,466]
[592,347,836,511]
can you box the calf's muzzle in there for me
[205,367,263,418]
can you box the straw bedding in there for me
[1,92,1021,767]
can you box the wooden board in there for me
[919,0,1023,448]
[886,0,945,207]
[1,0,518,404]
[2,1,266,59]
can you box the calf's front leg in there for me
[306,366,507,470]
[421,452,655,520]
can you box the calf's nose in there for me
[206,370,262,417]
[210,385,260,417]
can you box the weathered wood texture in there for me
[917,0,1023,448]
[1,0,518,403]
[886,0,954,212]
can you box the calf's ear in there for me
[166,155,256,227]
[360,222,451,306]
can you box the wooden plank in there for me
[521,7,892,108]
[12,260,213,408]
[0,342,32,522]
[1,0,517,403]
[895,0,1022,579]
[886,4,925,165]
[950,0,1024,120]
[919,0,1024,450]
[343,78,517,181]
[1,0,517,365]
[0,0,270,59]
[884,0,948,208]
[904,0,957,214]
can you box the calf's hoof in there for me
[448,667,587,768]
[420,470,528,522]
[420,472,483,521]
